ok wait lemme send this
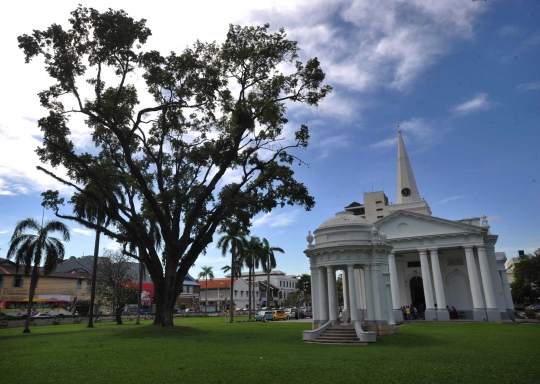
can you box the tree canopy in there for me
[510,252,540,303]
[19,6,331,326]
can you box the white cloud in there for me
[451,93,494,116]
[0,230,9,234]
[370,137,398,150]
[370,118,449,152]
[486,215,502,222]
[498,25,520,37]
[517,81,540,93]
[248,0,485,93]
[102,241,121,251]
[252,210,300,228]
[73,228,94,236]
[434,195,465,205]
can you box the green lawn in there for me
[1,320,539,383]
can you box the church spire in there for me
[396,130,421,204]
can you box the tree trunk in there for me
[87,228,101,328]
[115,307,123,325]
[229,251,235,323]
[248,265,252,319]
[23,266,40,333]
[136,259,142,325]
[267,258,270,308]
[152,265,179,326]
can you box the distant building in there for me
[55,256,200,311]
[0,258,89,303]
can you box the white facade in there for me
[310,130,515,324]
[304,211,396,337]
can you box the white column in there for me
[363,266,375,322]
[429,248,449,321]
[388,252,401,314]
[347,264,359,322]
[370,263,382,322]
[464,245,486,322]
[499,270,515,316]
[318,266,328,323]
[419,249,436,321]
[342,269,349,315]
[477,245,501,321]
[327,267,338,322]
[419,249,435,309]
[310,266,320,323]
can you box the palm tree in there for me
[242,236,263,319]
[71,188,111,328]
[198,266,215,314]
[217,233,245,323]
[260,238,284,309]
[7,218,70,333]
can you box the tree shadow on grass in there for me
[112,324,212,340]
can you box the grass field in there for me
[1,319,539,383]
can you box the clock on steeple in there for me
[401,187,411,197]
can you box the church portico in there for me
[304,211,397,339]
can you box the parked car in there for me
[273,310,287,321]
[32,312,52,318]
[140,309,153,315]
[186,308,196,313]
[303,307,313,318]
[254,311,265,321]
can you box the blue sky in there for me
[0,0,538,278]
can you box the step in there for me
[307,340,368,346]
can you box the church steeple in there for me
[396,130,421,204]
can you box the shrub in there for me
[524,309,536,319]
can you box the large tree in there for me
[7,218,70,333]
[18,6,331,326]
[510,251,540,303]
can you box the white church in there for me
[304,131,514,339]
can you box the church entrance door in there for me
[410,276,425,310]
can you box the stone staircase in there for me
[308,324,368,345]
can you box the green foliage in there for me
[296,273,311,293]
[283,290,310,308]
[18,6,330,326]
[524,309,537,319]
[510,254,540,302]
[7,217,70,333]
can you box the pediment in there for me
[375,211,484,240]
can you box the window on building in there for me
[182,285,187,293]
[77,279,83,289]
[377,215,383,218]
[189,286,193,294]
[407,261,421,268]
[0,276,3,288]
[87,280,92,288]
[241,291,244,297]
[13,276,23,288]
[376,201,382,204]
[234,290,238,297]
[376,208,383,211]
